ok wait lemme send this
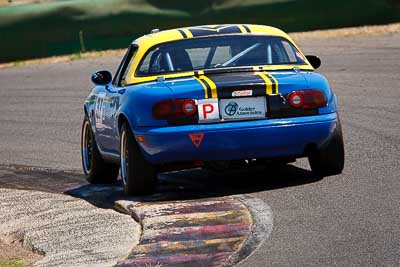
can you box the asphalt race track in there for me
[0,33,400,265]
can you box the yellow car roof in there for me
[133,24,295,50]
[125,24,313,85]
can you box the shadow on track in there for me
[0,163,323,208]
[65,163,323,208]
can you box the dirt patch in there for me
[291,23,400,41]
[0,238,43,267]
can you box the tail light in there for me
[288,90,327,109]
[182,99,197,115]
[153,99,197,120]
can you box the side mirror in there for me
[91,70,112,85]
[305,55,321,69]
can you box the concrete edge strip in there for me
[114,201,145,254]
[114,202,140,222]
[224,194,274,266]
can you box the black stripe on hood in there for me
[206,72,267,98]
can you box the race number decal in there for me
[197,99,219,123]
[95,93,106,127]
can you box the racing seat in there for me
[148,49,193,73]
[169,49,193,71]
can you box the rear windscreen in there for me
[137,35,306,76]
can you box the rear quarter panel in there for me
[302,71,337,114]
[118,81,174,129]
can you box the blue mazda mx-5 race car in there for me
[81,24,345,195]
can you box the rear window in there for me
[137,35,306,76]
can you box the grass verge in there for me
[0,0,399,62]
[0,258,25,267]
[1,22,399,69]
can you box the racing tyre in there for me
[120,123,157,196]
[308,119,345,176]
[81,116,119,183]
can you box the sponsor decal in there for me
[232,90,253,97]
[220,97,266,119]
[224,101,263,116]
[189,133,204,148]
[225,102,239,116]
[296,51,305,60]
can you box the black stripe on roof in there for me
[242,25,251,33]
[188,25,242,38]
[178,29,188,38]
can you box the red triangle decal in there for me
[189,133,204,148]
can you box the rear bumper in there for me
[134,113,338,164]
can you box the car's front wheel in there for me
[308,119,345,176]
[81,116,119,183]
[120,123,157,196]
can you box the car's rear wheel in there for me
[120,123,157,196]
[81,116,119,183]
[308,119,345,176]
